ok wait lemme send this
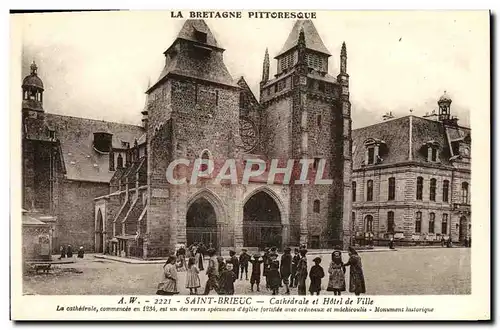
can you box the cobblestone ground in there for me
[23,248,471,295]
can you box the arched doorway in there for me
[459,216,468,243]
[186,197,218,249]
[96,209,104,253]
[243,190,282,249]
[364,215,374,232]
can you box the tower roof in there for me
[438,91,452,103]
[275,20,331,58]
[172,19,222,50]
[22,61,44,90]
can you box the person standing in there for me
[345,247,366,296]
[267,262,281,295]
[219,263,237,295]
[296,248,308,295]
[250,254,263,292]
[77,246,85,258]
[176,245,187,271]
[186,257,201,295]
[58,245,66,260]
[327,248,346,295]
[309,257,324,295]
[157,256,179,295]
[290,248,300,288]
[262,248,271,289]
[195,246,204,271]
[280,247,292,294]
[203,248,219,295]
[228,250,240,280]
[66,245,73,258]
[239,249,250,280]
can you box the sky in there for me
[14,10,489,128]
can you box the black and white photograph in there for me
[10,9,490,321]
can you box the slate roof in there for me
[45,114,144,183]
[276,20,331,58]
[148,19,238,91]
[352,116,470,170]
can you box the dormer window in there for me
[194,30,207,43]
[93,132,113,154]
[363,138,386,165]
[423,141,440,162]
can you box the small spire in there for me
[298,27,306,47]
[341,42,347,56]
[30,60,38,75]
[261,47,270,83]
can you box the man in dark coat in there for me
[239,249,250,280]
[227,250,240,279]
[290,248,300,288]
[280,247,292,294]
[296,248,308,295]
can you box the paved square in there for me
[23,248,471,295]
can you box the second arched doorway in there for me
[95,209,104,253]
[243,190,282,249]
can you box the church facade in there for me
[21,19,353,258]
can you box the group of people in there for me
[57,245,85,260]
[156,244,366,296]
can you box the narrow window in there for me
[368,147,375,165]
[431,148,438,162]
[429,213,435,234]
[352,212,356,231]
[317,114,322,127]
[117,154,123,169]
[365,215,373,232]
[462,182,469,204]
[443,180,449,202]
[313,158,320,170]
[430,178,437,201]
[215,90,219,106]
[388,177,396,201]
[194,83,198,104]
[352,181,357,202]
[387,211,395,233]
[367,180,373,202]
[313,200,320,213]
[442,214,448,234]
[415,211,422,233]
[200,150,210,173]
[416,177,423,200]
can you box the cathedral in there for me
[21,19,353,258]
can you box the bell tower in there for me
[22,61,45,114]
[438,91,452,122]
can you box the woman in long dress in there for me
[157,256,179,295]
[327,248,346,295]
[345,247,366,296]
[195,247,204,271]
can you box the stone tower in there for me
[259,20,352,248]
[144,19,241,256]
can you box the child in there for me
[186,257,201,295]
[228,250,240,280]
[290,248,300,288]
[262,248,271,289]
[280,247,292,294]
[309,257,325,296]
[219,263,237,295]
[239,249,250,280]
[296,248,308,295]
[267,262,281,295]
[327,248,346,295]
[250,254,263,292]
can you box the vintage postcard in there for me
[10,9,490,321]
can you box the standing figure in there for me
[58,245,66,260]
[77,246,85,258]
[195,246,204,271]
[309,257,325,295]
[262,248,271,289]
[267,262,281,295]
[250,254,263,292]
[176,245,187,271]
[203,248,219,295]
[157,256,179,295]
[280,247,292,294]
[228,250,239,279]
[239,249,250,280]
[290,248,300,288]
[186,257,201,295]
[388,238,395,249]
[296,248,308,295]
[66,245,73,258]
[327,248,346,295]
[345,247,366,296]
[219,263,237,295]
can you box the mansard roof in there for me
[352,115,470,170]
[276,19,331,58]
[45,114,144,183]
